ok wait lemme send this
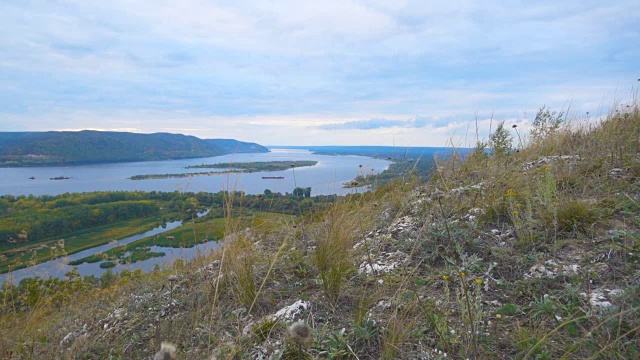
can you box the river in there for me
[0,150,391,283]
[0,214,223,284]
[0,148,391,197]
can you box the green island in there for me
[186,160,318,171]
[129,170,243,180]
[129,160,318,180]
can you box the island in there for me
[128,160,318,180]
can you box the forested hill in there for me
[0,131,268,166]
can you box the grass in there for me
[1,98,640,359]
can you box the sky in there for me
[0,1,638,147]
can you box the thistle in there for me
[154,342,177,360]
[287,321,313,359]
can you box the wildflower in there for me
[513,210,519,216]
[460,271,466,277]
[475,278,483,284]
[545,166,551,171]
[442,275,450,280]
[505,189,517,197]
[496,314,502,319]
[516,203,522,207]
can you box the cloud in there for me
[318,116,460,130]
[0,1,638,145]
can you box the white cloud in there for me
[0,1,638,146]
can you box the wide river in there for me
[0,149,391,283]
[0,148,390,197]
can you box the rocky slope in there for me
[1,105,639,359]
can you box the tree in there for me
[489,121,513,156]
[293,187,305,198]
[304,187,311,198]
[531,105,564,142]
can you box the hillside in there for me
[0,131,268,166]
[1,104,639,359]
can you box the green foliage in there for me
[498,303,519,316]
[554,200,596,233]
[99,261,116,269]
[489,121,513,156]
[531,105,564,143]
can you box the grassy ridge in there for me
[1,103,640,359]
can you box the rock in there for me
[273,300,309,322]
[526,264,556,279]
[609,168,631,179]
[580,288,623,310]
[358,251,410,276]
[60,332,76,347]
[523,155,580,170]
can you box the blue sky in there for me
[0,1,638,146]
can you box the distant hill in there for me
[273,145,471,160]
[0,131,268,167]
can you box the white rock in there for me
[273,300,309,322]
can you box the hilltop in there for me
[0,131,268,167]
[1,104,639,359]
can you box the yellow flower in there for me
[513,210,519,216]
[516,203,522,207]
[475,279,483,284]
[460,271,467,277]
[545,166,551,171]
[505,189,517,197]
[442,275,450,280]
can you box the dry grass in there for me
[1,100,639,359]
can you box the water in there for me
[0,149,391,197]
[0,214,221,284]
[0,150,391,283]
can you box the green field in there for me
[0,216,166,274]
[68,212,291,266]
